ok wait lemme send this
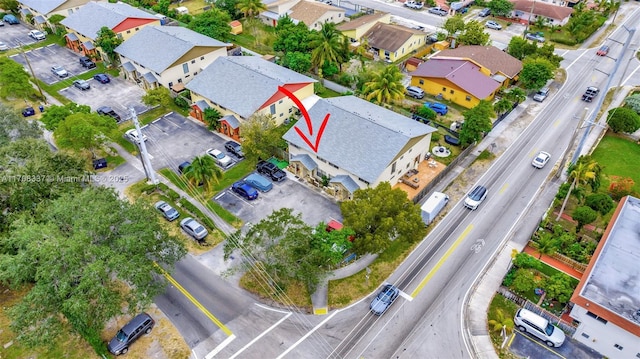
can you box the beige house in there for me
[511,0,574,26]
[260,0,345,30]
[365,23,428,62]
[260,0,299,27]
[186,56,316,142]
[17,0,91,31]
[283,96,436,201]
[115,26,230,91]
[337,12,391,43]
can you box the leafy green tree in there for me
[239,113,282,160]
[273,17,311,54]
[224,208,332,292]
[585,193,614,216]
[511,268,537,295]
[53,113,118,157]
[606,107,640,133]
[40,103,91,131]
[282,51,312,73]
[182,155,222,192]
[142,87,173,107]
[188,9,232,42]
[504,87,526,104]
[557,156,601,220]
[459,100,494,146]
[362,66,405,105]
[0,58,37,100]
[309,22,343,77]
[493,97,512,115]
[0,187,186,348]
[341,182,427,255]
[572,206,597,232]
[624,93,640,114]
[215,0,241,19]
[310,222,354,266]
[512,252,542,270]
[443,14,465,36]
[535,43,564,68]
[506,36,538,60]
[520,57,554,90]
[543,273,575,304]
[203,107,223,130]
[536,231,558,259]
[0,0,18,13]
[47,14,66,35]
[487,0,514,16]
[0,104,41,146]
[94,27,123,66]
[608,176,634,201]
[236,0,267,18]
[151,0,170,14]
[458,20,490,46]
[415,105,437,121]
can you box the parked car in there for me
[525,33,545,43]
[79,56,96,68]
[73,79,90,91]
[458,6,469,14]
[406,86,425,99]
[244,173,273,192]
[479,8,491,17]
[405,1,424,9]
[28,30,46,40]
[125,128,148,143]
[97,106,121,122]
[93,73,110,84]
[533,87,550,102]
[532,151,551,169]
[0,19,4,26]
[107,313,155,355]
[256,160,287,182]
[428,7,447,16]
[180,217,208,241]
[596,45,609,56]
[22,107,36,117]
[154,201,180,221]
[206,148,233,169]
[0,42,9,51]
[485,20,502,30]
[424,102,448,115]
[232,181,259,200]
[224,140,244,158]
[178,161,191,174]
[51,65,69,78]
[464,185,488,210]
[370,284,400,316]
[581,86,599,102]
[514,308,566,347]
[3,15,19,24]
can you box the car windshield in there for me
[470,188,485,200]
[194,225,205,234]
[115,329,127,342]
[215,153,225,159]
[545,323,555,336]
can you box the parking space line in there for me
[228,191,256,207]
[514,331,566,359]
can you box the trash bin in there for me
[39,105,44,113]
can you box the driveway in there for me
[509,330,604,359]
[0,22,39,49]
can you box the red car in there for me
[596,45,609,56]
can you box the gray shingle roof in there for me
[34,15,46,24]
[143,72,158,84]
[290,154,317,171]
[122,61,135,72]
[114,26,230,74]
[194,100,210,111]
[283,96,436,183]
[221,115,240,129]
[61,1,157,40]
[330,175,359,193]
[65,32,79,41]
[19,0,67,14]
[185,56,316,119]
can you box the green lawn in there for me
[590,133,640,194]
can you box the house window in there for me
[127,30,131,34]
[419,79,424,85]
[194,72,197,76]
[185,74,190,78]
[270,104,276,115]
[442,87,446,91]
[183,63,189,74]
[402,48,405,54]
[329,162,339,169]
[338,13,341,17]
[586,311,608,324]
[168,82,173,88]
[614,344,623,350]
[391,161,396,174]
[135,27,139,31]
[317,168,327,178]
[291,143,299,149]
[279,99,283,104]
[358,177,369,185]
[466,96,472,101]
[117,33,123,40]
[450,89,454,94]
[191,60,196,64]
[289,108,292,113]
[68,9,73,15]
[178,78,183,83]
[280,113,284,117]
[317,157,327,163]
[200,56,204,60]
[406,163,409,168]
[581,333,589,339]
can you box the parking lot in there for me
[509,330,603,359]
[0,21,40,50]
[10,44,91,85]
[136,112,342,226]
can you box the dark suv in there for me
[108,313,154,355]
[256,160,286,182]
[97,106,122,122]
[224,140,244,158]
[79,56,96,69]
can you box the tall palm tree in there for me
[362,66,405,105]
[536,232,558,259]
[556,157,600,221]
[236,0,267,18]
[309,22,343,77]
[183,155,222,193]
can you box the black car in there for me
[93,73,110,84]
[108,313,155,355]
[256,160,287,182]
[479,8,491,17]
[79,56,96,68]
[97,106,121,122]
[232,181,259,200]
[224,140,244,158]
[22,107,36,117]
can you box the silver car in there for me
[180,217,208,241]
[51,65,69,78]
[206,148,233,168]
[485,21,502,30]
[533,87,550,102]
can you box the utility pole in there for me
[17,40,47,104]
[570,26,636,165]
[130,108,158,185]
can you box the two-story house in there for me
[60,1,159,60]
[115,26,230,91]
[17,0,91,31]
[186,56,316,141]
[283,96,436,201]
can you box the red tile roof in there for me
[411,58,500,99]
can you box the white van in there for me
[514,308,566,347]
[420,192,449,225]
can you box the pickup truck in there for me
[256,161,287,182]
[581,86,599,102]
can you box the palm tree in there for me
[236,0,267,18]
[309,22,343,77]
[493,97,512,116]
[556,157,601,221]
[362,66,406,105]
[488,309,514,336]
[505,88,526,104]
[536,232,558,259]
[183,155,222,192]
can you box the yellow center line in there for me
[499,183,509,194]
[155,264,233,336]
[411,225,473,298]
[553,119,561,128]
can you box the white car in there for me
[532,151,551,169]
[29,30,46,40]
[464,185,488,210]
[485,21,502,30]
[206,148,233,168]
[51,65,69,78]
[125,129,148,143]
[180,217,208,241]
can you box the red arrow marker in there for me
[277,85,329,153]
